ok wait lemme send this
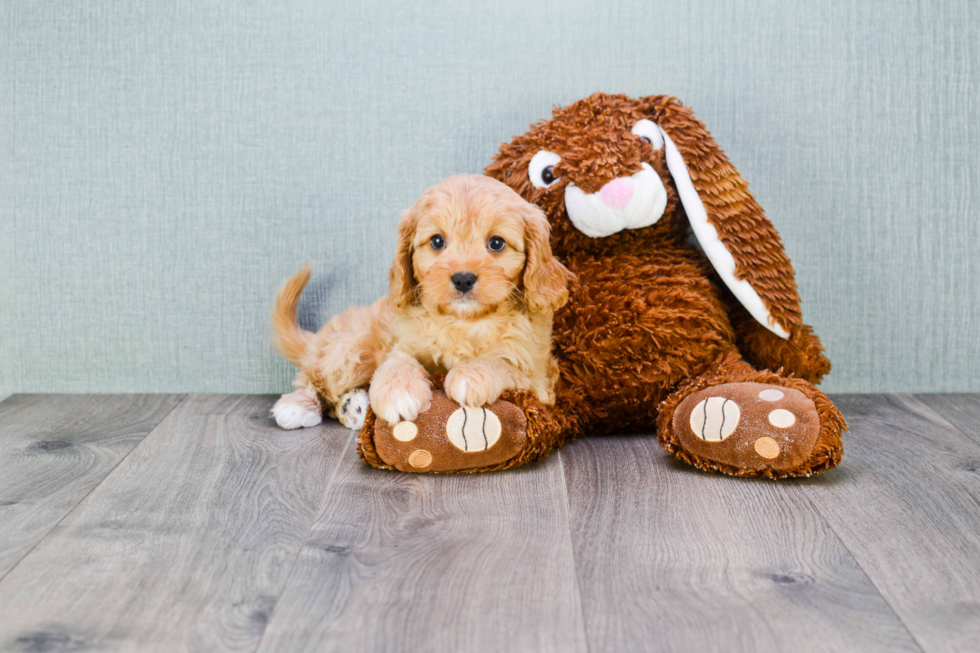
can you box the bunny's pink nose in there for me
[598,177,634,210]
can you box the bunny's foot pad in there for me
[670,382,825,477]
[365,391,528,473]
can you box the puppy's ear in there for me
[388,208,418,311]
[521,203,572,312]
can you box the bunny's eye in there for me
[430,234,445,250]
[528,151,562,189]
[631,119,665,150]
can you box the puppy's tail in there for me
[272,263,315,366]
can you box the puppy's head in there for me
[389,174,570,318]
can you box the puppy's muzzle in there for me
[451,272,477,293]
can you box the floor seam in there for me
[557,449,592,653]
[899,393,980,450]
[0,393,189,586]
[791,480,927,653]
[251,428,356,653]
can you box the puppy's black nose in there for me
[451,272,477,293]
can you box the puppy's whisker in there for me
[505,280,529,311]
[408,284,423,304]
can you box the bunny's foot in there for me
[357,391,528,472]
[658,357,846,479]
[357,389,574,473]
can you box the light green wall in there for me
[2,0,978,395]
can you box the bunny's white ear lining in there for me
[657,125,790,339]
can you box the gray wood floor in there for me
[0,394,978,652]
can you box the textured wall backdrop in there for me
[2,0,978,396]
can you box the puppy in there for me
[369,174,572,425]
[270,174,570,431]
[270,272,390,431]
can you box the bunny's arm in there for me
[728,300,832,384]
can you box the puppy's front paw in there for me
[337,389,369,430]
[369,366,432,426]
[372,388,431,426]
[445,364,503,408]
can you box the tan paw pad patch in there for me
[408,449,432,468]
[754,437,781,459]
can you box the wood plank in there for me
[0,395,351,652]
[792,394,980,653]
[0,394,183,578]
[913,394,980,446]
[257,450,587,652]
[563,434,919,652]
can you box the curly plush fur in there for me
[474,93,844,475]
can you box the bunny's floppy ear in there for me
[650,99,801,339]
[388,209,418,311]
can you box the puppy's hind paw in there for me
[272,392,323,430]
[337,389,369,430]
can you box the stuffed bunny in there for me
[356,92,845,478]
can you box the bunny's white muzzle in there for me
[564,163,668,238]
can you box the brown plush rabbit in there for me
[351,92,844,478]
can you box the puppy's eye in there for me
[528,151,561,189]
[631,119,665,150]
[430,234,445,250]
[487,236,506,252]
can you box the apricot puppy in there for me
[369,174,572,426]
